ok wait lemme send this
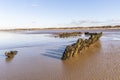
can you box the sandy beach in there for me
[0,29,120,80]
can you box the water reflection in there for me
[0,32,57,49]
[6,57,14,62]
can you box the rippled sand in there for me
[0,30,120,80]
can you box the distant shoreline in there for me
[0,25,120,32]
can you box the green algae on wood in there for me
[5,51,18,58]
[55,32,82,38]
[61,32,102,60]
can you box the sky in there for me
[0,0,120,29]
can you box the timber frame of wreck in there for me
[55,32,82,38]
[61,32,102,60]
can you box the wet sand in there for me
[0,30,120,80]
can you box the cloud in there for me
[79,20,105,24]
[69,20,103,25]
[64,19,120,27]
[108,19,120,22]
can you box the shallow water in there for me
[0,32,81,49]
[0,30,120,80]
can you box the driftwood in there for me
[61,32,102,60]
[5,51,17,58]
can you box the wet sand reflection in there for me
[0,31,120,80]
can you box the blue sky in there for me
[0,0,120,29]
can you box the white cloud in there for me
[62,19,120,27]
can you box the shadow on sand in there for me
[41,40,102,60]
[41,46,66,60]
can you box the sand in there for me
[0,29,120,80]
